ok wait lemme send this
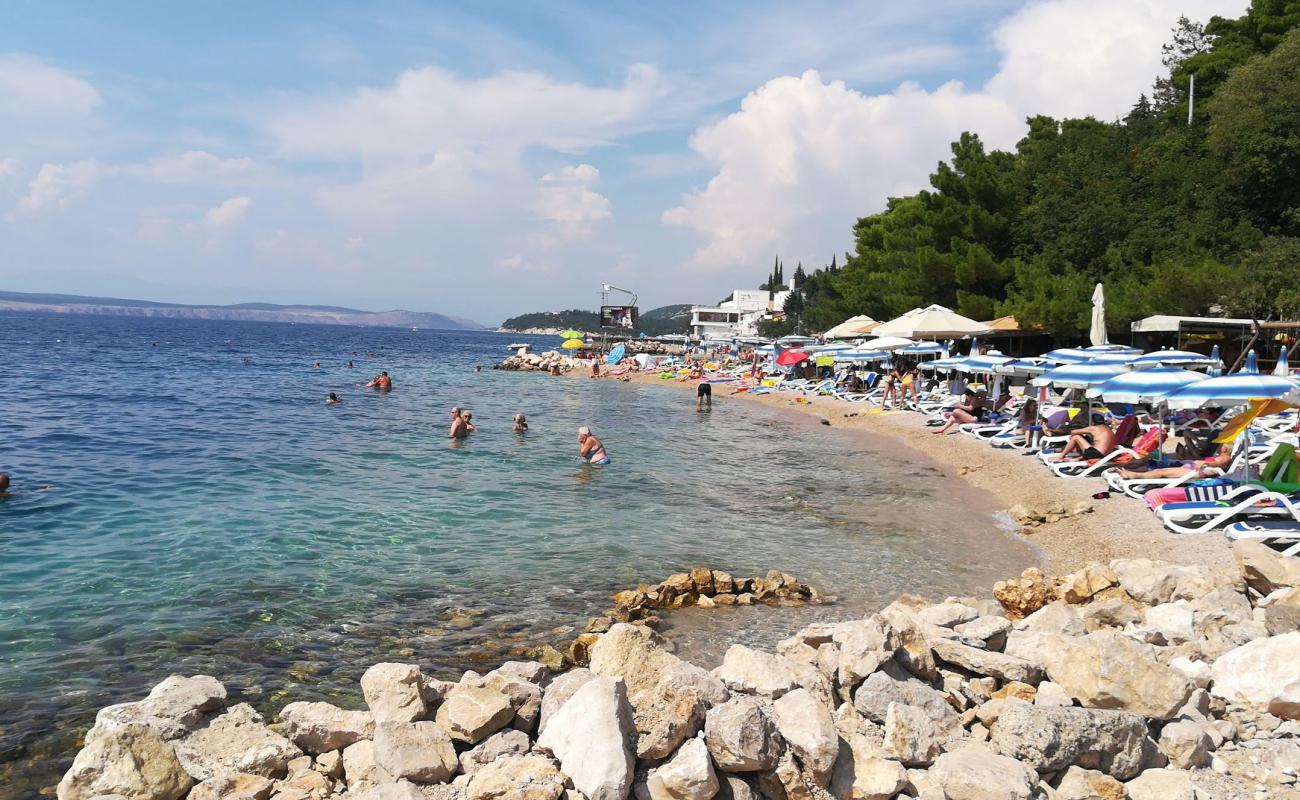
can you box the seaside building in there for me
[689,282,793,339]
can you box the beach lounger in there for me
[1224,521,1300,556]
[1046,426,1163,479]
[1156,485,1300,534]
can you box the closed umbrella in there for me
[606,344,626,364]
[1275,348,1290,377]
[1085,368,1206,403]
[1031,363,1128,389]
[1160,373,1300,409]
[1208,345,1223,377]
[871,305,993,339]
[1244,349,1260,374]
[1089,283,1108,347]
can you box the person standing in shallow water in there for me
[578,426,610,465]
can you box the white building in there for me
[690,283,793,339]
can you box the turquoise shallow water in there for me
[0,313,1035,795]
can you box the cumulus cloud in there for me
[14,159,106,214]
[665,0,1249,269]
[0,53,101,117]
[204,196,252,229]
[125,151,255,184]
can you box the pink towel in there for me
[1144,486,1188,511]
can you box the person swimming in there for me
[578,426,610,465]
[0,473,10,498]
[461,411,476,433]
[326,392,340,404]
[449,406,467,439]
[513,413,528,432]
[366,371,392,391]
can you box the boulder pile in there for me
[495,351,578,372]
[624,342,686,356]
[56,542,1300,800]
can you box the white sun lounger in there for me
[1156,486,1300,534]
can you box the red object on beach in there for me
[776,349,808,366]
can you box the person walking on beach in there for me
[578,426,610,465]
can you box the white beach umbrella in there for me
[822,315,878,339]
[870,304,993,339]
[1275,348,1290,377]
[1089,283,1108,347]
[861,336,916,351]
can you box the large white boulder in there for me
[715,645,799,698]
[988,702,1149,780]
[91,676,228,741]
[279,701,374,753]
[1156,718,1211,769]
[536,676,635,800]
[702,696,783,772]
[882,703,941,767]
[467,754,566,800]
[436,686,516,744]
[1124,767,1196,800]
[57,723,193,800]
[172,703,301,782]
[341,739,395,790]
[460,729,532,777]
[362,663,428,723]
[538,668,596,735]
[770,689,837,786]
[830,618,895,687]
[1037,630,1192,720]
[645,736,718,800]
[1209,632,1300,719]
[373,720,459,783]
[927,745,1038,800]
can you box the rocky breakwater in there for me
[624,342,685,356]
[55,541,1300,800]
[494,351,578,372]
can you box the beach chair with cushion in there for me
[1047,424,1163,479]
[1156,483,1300,534]
[1224,521,1300,556]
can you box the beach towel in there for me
[1113,415,1139,448]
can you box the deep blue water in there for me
[0,313,1034,796]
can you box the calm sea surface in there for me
[0,313,1036,796]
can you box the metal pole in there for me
[1187,74,1195,126]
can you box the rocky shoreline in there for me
[55,542,1300,800]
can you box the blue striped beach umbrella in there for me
[815,341,855,354]
[920,356,970,371]
[897,341,945,355]
[1244,349,1259,374]
[1207,345,1223,377]
[1129,350,1219,368]
[994,358,1051,376]
[958,354,1014,374]
[1160,373,1300,409]
[1031,363,1128,389]
[1085,368,1207,403]
[1084,351,1143,366]
[839,347,889,363]
[1084,344,1142,354]
[1041,347,1098,364]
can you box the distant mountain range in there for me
[499,304,692,336]
[0,291,485,330]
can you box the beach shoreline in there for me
[604,369,1238,577]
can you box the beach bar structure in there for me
[1131,314,1300,371]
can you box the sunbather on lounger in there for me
[933,389,987,435]
[1053,422,1116,462]
[1116,442,1232,481]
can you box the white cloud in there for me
[204,196,252,229]
[14,159,107,214]
[530,163,612,249]
[665,0,1249,269]
[0,53,101,117]
[125,151,254,184]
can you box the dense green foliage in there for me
[500,304,692,336]
[780,2,1300,342]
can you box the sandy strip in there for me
[601,369,1236,576]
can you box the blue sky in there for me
[0,0,1245,324]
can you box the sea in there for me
[0,312,1037,796]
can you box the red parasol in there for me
[775,349,808,366]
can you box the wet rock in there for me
[460,729,532,777]
[646,737,718,800]
[1234,540,1300,595]
[436,686,516,744]
[881,704,940,767]
[1037,630,1193,720]
[589,624,726,760]
[373,720,458,783]
[1053,766,1124,800]
[539,669,596,735]
[361,663,428,724]
[988,703,1150,780]
[927,745,1037,800]
[716,645,799,698]
[770,689,836,787]
[173,703,301,782]
[57,723,193,800]
[467,754,566,800]
[1209,632,1300,719]
[188,772,274,800]
[535,676,635,800]
[703,696,783,772]
[1123,767,1196,800]
[278,702,374,754]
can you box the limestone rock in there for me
[539,669,596,735]
[314,749,343,779]
[57,723,193,800]
[362,663,428,724]
[716,646,799,698]
[436,686,515,744]
[1062,564,1118,604]
[1234,540,1300,594]
[770,689,836,786]
[927,745,1037,800]
[1110,559,1230,605]
[467,755,566,800]
[1123,768,1195,800]
[535,676,635,800]
[915,602,979,628]
[91,676,228,741]
[988,702,1149,780]
[1209,632,1300,719]
[1037,630,1193,720]
[929,639,1041,684]
[347,782,429,800]
[1078,598,1140,630]
[831,619,895,687]
[829,748,906,800]
[589,625,727,760]
[852,669,957,732]
[341,739,394,790]
[992,568,1059,619]
[1014,601,1085,637]
[490,661,548,685]
[951,616,1011,649]
[1053,766,1124,800]
[278,702,374,754]
[703,696,783,772]
[882,704,940,767]
[646,737,718,800]
[480,673,544,733]
[188,772,274,800]
[373,720,458,783]
[1142,601,1195,645]
[1033,681,1073,708]
[877,604,937,681]
[173,703,301,782]
[460,729,532,777]
[1156,718,1211,769]
[1260,586,1300,635]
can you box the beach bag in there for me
[1186,479,1234,503]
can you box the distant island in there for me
[0,291,485,330]
[499,304,691,336]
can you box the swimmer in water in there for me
[449,410,468,439]
[314,361,321,369]
[366,371,392,391]
[0,473,10,498]
[326,392,340,404]
[578,426,610,465]
[513,413,528,432]
[461,411,476,433]
[347,361,354,368]
[475,365,482,373]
